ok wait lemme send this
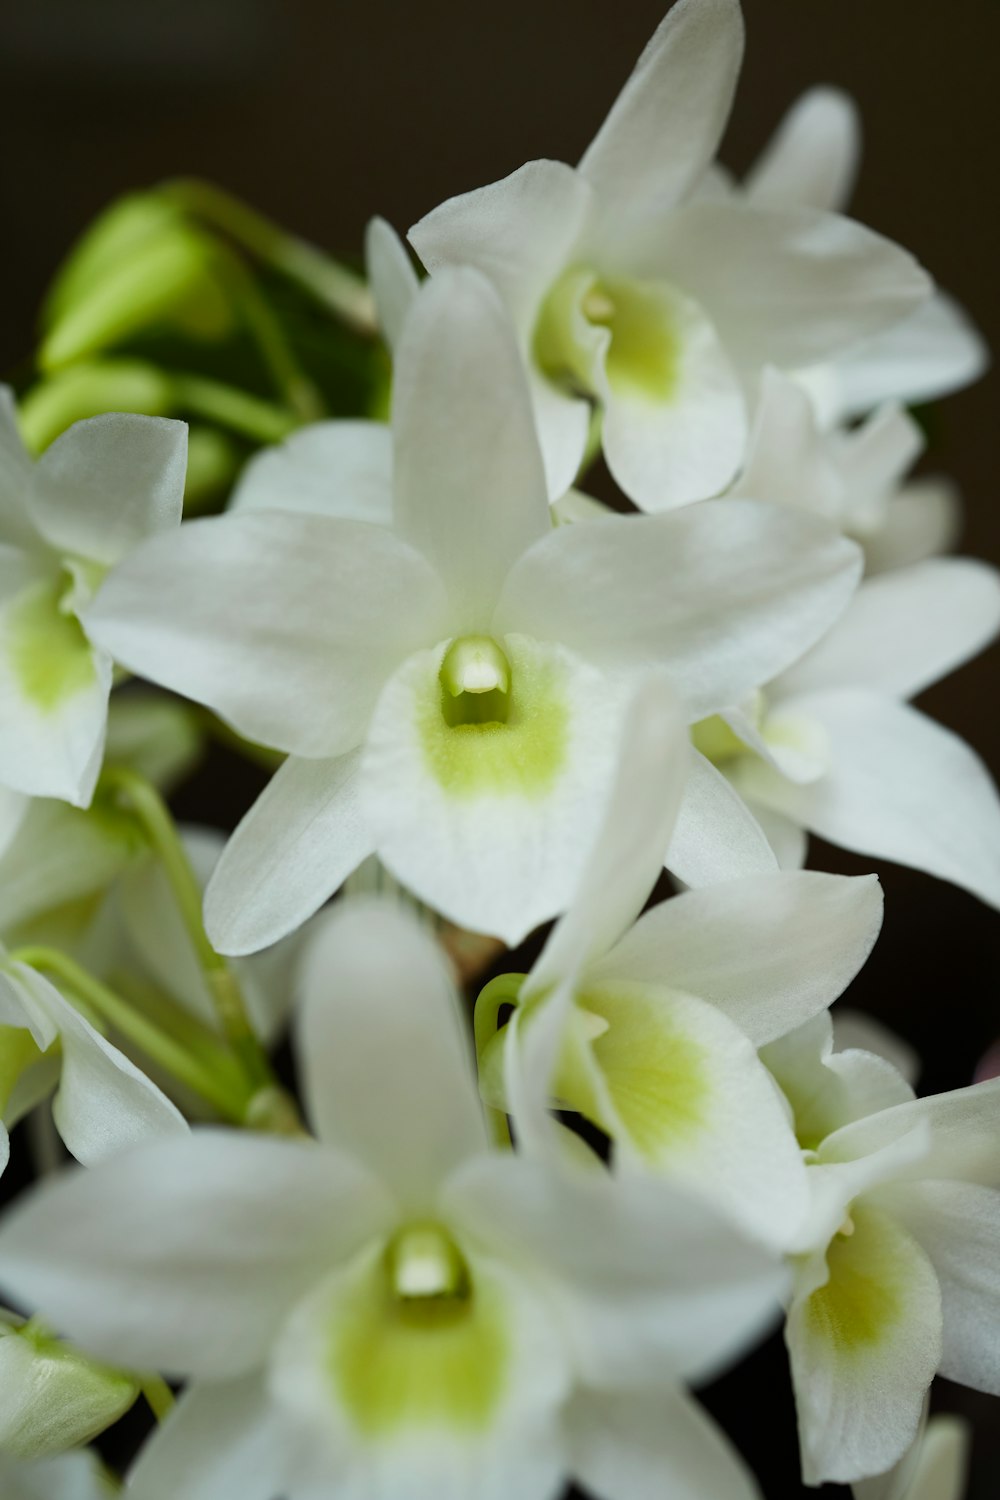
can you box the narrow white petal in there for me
[738,691,1000,910]
[565,1385,761,1500]
[34,414,187,565]
[822,1077,1000,1191]
[865,477,962,576]
[787,1201,942,1485]
[853,1414,971,1500]
[661,201,931,370]
[816,292,990,422]
[774,560,1000,701]
[666,749,778,886]
[204,751,374,956]
[229,420,393,524]
[86,511,448,758]
[365,216,420,351]
[495,502,862,719]
[0,1130,392,1378]
[445,1152,784,1389]
[409,159,594,334]
[579,0,744,269]
[528,365,592,503]
[296,900,487,1208]
[594,870,882,1047]
[392,270,550,629]
[886,1180,1000,1396]
[7,963,187,1164]
[831,1010,920,1089]
[745,87,861,213]
[127,1374,294,1500]
[762,1010,915,1151]
[530,675,687,993]
[360,635,635,943]
[751,799,808,868]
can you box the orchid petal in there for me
[296,900,487,1210]
[745,87,860,213]
[86,512,449,758]
[392,269,550,630]
[0,1130,392,1379]
[229,420,393,525]
[204,751,373,956]
[594,870,883,1047]
[495,502,862,719]
[579,0,744,270]
[33,414,186,566]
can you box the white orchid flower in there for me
[0,393,187,806]
[761,1012,1000,1485]
[0,950,186,1177]
[87,268,860,954]
[0,901,784,1500]
[694,557,1000,904]
[734,368,960,576]
[486,678,884,1251]
[854,1413,970,1500]
[406,0,930,511]
[740,87,988,424]
[0,1448,116,1500]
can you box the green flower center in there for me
[439,635,511,727]
[533,266,681,403]
[330,1223,509,1436]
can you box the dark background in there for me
[0,1,997,1496]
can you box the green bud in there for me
[0,1321,138,1460]
[39,192,234,373]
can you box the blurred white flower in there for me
[763,1013,1000,1485]
[408,0,930,511]
[739,87,988,423]
[706,557,1000,907]
[0,394,187,805]
[0,901,783,1500]
[734,368,960,576]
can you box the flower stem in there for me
[11,948,248,1122]
[168,373,299,443]
[473,972,526,1149]
[139,1373,175,1422]
[100,766,274,1094]
[162,178,377,336]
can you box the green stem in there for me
[473,973,526,1150]
[100,767,274,1093]
[163,178,377,336]
[12,948,248,1121]
[220,251,325,421]
[139,1373,175,1422]
[168,372,299,443]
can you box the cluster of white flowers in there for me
[0,1,996,1496]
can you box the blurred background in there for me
[0,0,997,1495]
